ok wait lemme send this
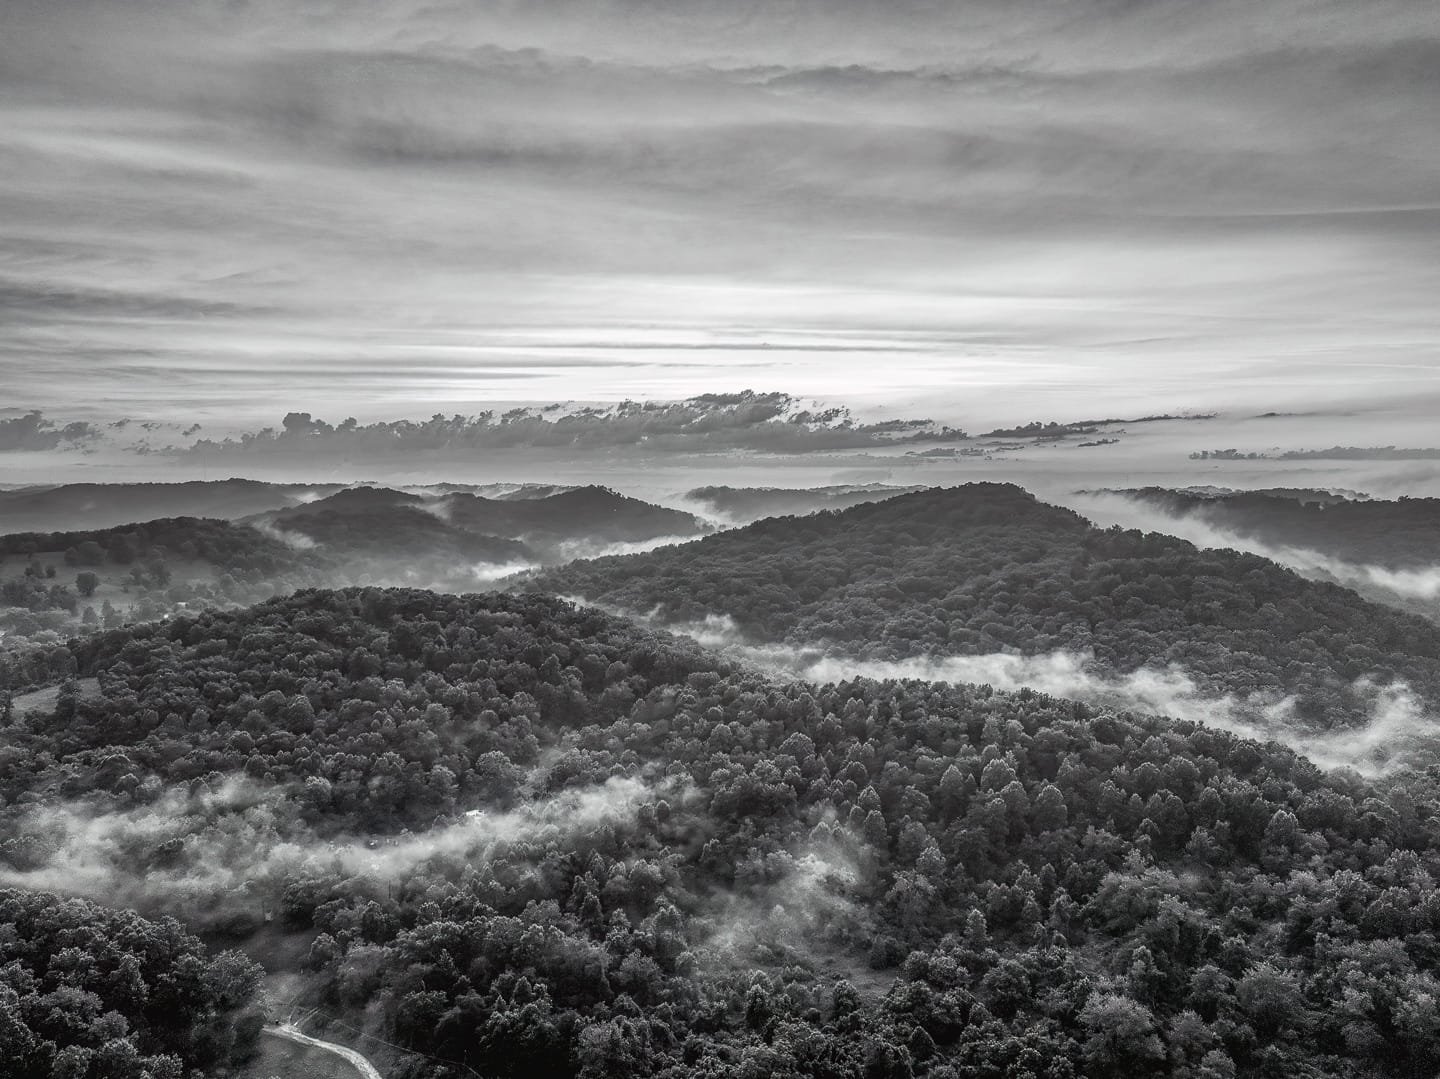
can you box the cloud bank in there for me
[179,393,959,460]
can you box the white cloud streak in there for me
[655,612,1440,776]
[0,774,662,911]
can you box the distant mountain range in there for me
[0,483,710,640]
[256,484,706,559]
[0,479,706,558]
[0,479,347,534]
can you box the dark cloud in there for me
[0,412,99,452]
[178,391,964,461]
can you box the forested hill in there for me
[533,483,1440,729]
[255,490,533,564]
[4,587,1440,1076]
[0,512,529,664]
[261,484,706,556]
[1118,487,1440,569]
[0,889,263,1077]
[444,484,705,547]
[0,478,345,534]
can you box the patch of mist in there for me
[471,559,541,583]
[622,609,1437,777]
[0,774,661,916]
[333,775,656,877]
[701,830,869,964]
[667,494,744,530]
[247,518,318,550]
[547,534,702,562]
[412,496,453,523]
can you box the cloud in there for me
[0,412,99,452]
[0,773,664,916]
[633,610,1440,776]
[177,393,960,461]
[0,0,1437,424]
[1067,490,1440,607]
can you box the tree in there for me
[76,571,100,597]
[1079,993,1165,1072]
[1235,964,1306,1037]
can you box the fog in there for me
[1068,490,1440,609]
[652,612,1440,776]
[546,534,704,564]
[0,774,664,918]
[703,828,869,965]
[247,518,318,550]
[470,560,543,584]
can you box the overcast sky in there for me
[2,0,1438,428]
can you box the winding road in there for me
[264,1022,384,1079]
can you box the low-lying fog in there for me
[1064,491,1440,614]
[637,612,1440,778]
[0,774,671,915]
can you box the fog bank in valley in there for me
[651,612,1440,777]
[1068,491,1440,611]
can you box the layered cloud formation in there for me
[3,0,1438,424]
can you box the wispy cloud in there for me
[2,0,1437,423]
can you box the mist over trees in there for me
[685,484,926,524]
[4,479,1440,1077]
[2,588,1440,1076]
[259,484,706,559]
[1117,487,1440,571]
[535,484,1440,731]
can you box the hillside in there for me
[0,479,343,533]
[1116,487,1440,570]
[0,510,525,656]
[258,487,532,565]
[0,516,310,647]
[1,587,1438,1076]
[0,888,264,1076]
[535,484,1440,730]
[444,484,706,550]
[261,484,705,559]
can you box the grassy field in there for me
[11,676,102,716]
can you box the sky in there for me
[2,0,1438,431]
